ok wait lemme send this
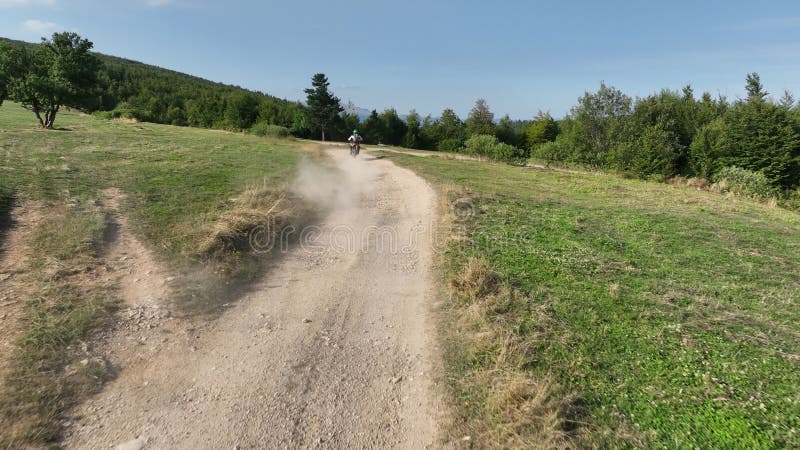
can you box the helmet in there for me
[353,129,359,134]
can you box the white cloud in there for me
[0,0,56,8]
[20,19,74,35]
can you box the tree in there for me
[379,108,406,146]
[466,98,495,136]
[303,73,342,141]
[362,110,384,144]
[495,114,527,147]
[779,90,796,110]
[565,82,632,166]
[223,91,260,130]
[714,99,800,189]
[0,43,24,107]
[404,110,421,148]
[8,32,102,128]
[431,108,467,151]
[526,111,559,149]
[745,72,767,102]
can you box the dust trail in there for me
[291,156,374,212]
[64,147,445,449]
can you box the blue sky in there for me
[2,0,799,119]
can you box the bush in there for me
[438,137,464,152]
[464,134,497,157]
[93,102,138,120]
[465,134,528,163]
[712,166,778,200]
[781,189,800,211]
[532,140,570,166]
[249,122,290,138]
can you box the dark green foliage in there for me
[4,33,101,128]
[428,108,467,150]
[745,73,767,102]
[362,110,383,144]
[249,122,290,138]
[525,111,559,149]
[494,114,528,148]
[557,82,632,168]
[629,120,683,177]
[714,97,800,189]
[303,73,342,141]
[223,91,260,130]
[464,134,528,163]
[0,43,21,106]
[338,106,361,142]
[690,118,726,178]
[532,140,570,166]
[539,74,800,192]
[379,108,407,146]
[0,37,306,135]
[466,98,495,137]
[404,110,422,148]
[437,138,464,152]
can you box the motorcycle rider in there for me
[347,129,363,156]
[348,129,363,146]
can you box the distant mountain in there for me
[343,104,373,121]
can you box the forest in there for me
[0,36,307,134]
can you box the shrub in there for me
[780,188,800,211]
[465,134,528,163]
[712,166,778,200]
[533,140,570,166]
[249,122,290,138]
[464,134,497,157]
[438,137,464,152]
[93,102,137,120]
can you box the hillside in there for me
[0,37,306,132]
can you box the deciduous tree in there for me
[526,111,559,149]
[8,32,102,128]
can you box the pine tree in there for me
[466,98,495,136]
[304,73,342,141]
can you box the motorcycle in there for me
[349,141,360,157]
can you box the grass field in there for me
[380,151,800,448]
[0,104,306,445]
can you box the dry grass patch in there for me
[444,256,583,449]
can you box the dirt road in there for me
[65,149,443,449]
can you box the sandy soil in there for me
[64,149,444,449]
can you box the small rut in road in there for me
[64,149,445,449]
[0,202,42,392]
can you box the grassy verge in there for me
[379,151,800,448]
[0,103,309,445]
[0,202,117,445]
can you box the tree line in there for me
[3,33,798,197]
[0,34,307,133]
[538,75,800,193]
[306,71,800,196]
